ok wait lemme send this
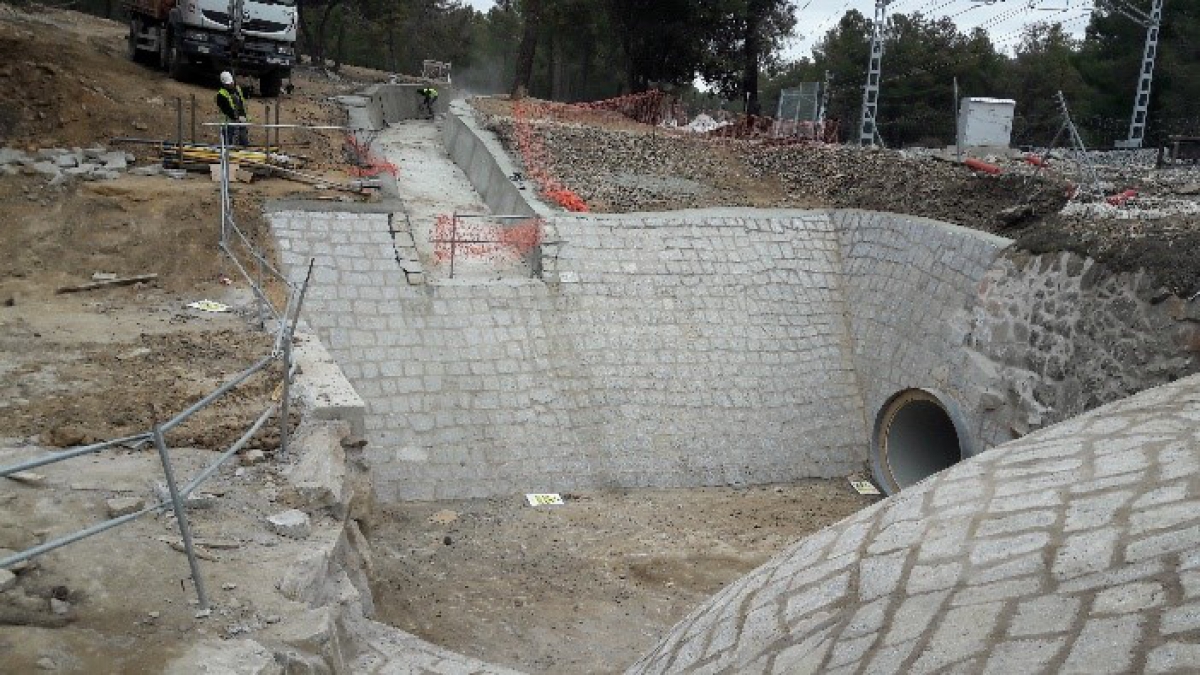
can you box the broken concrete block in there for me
[287,422,346,514]
[0,148,28,165]
[7,471,46,487]
[129,164,163,177]
[0,165,18,177]
[91,170,120,181]
[54,154,77,169]
[31,161,61,177]
[50,598,70,615]
[165,639,283,675]
[35,148,67,160]
[0,568,15,592]
[83,146,107,160]
[64,164,97,177]
[267,509,311,539]
[100,151,127,171]
[106,496,145,518]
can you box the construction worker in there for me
[418,87,438,119]
[216,71,249,147]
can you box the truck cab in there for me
[128,0,296,96]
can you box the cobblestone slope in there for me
[629,374,1200,674]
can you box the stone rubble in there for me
[0,145,145,185]
[106,496,146,518]
[266,509,312,539]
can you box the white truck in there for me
[126,0,296,96]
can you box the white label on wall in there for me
[526,493,565,506]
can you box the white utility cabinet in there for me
[957,97,1016,148]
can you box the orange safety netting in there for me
[431,214,545,266]
[512,101,590,212]
[343,134,399,178]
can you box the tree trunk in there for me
[550,35,564,100]
[512,0,542,98]
[332,9,347,71]
[742,3,763,116]
[312,0,342,68]
[387,22,398,74]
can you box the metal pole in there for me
[279,259,315,461]
[280,337,292,461]
[163,355,274,431]
[1117,0,1165,149]
[954,77,962,161]
[0,500,169,570]
[152,425,208,610]
[0,432,152,477]
[263,102,270,149]
[256,250,265,329]
[190,93,197,144]
[183,403,276,495]
[449,213,460,279]
[219,129,228,248]
[176,97,184,168]
[274,102,281,151]
[858,0,890,146]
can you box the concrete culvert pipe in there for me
[871,389,974,495]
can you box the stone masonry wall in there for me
[273,209,869,501]
[832,210,1008,453]
[965,250,1200,447]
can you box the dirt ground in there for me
[0,441,316,674]
[369,482,877,674]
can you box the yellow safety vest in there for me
[218,86,250,122]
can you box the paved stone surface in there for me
[627,374,1200,673]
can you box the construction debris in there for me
[55,273,158,294]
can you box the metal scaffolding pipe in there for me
[0,432,153,477]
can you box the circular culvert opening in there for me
[872,389,971,495]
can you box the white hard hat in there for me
[220,71,234,85]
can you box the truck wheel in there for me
[260,71,283,98]
[127,19,141,63]
[166,36,187,80]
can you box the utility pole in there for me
[1111,0,1166,149]
[818,70,833,123]
[1055,91,1104,199]
[858,0,891,146]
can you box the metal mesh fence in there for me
[776,83,822,124]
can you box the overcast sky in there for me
[462,0,1096,58]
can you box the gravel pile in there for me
[742,144,1068,232]
[484,110,1069,231]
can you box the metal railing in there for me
[0,135,318,609]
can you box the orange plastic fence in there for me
[431,214,546,266]
[343,134,400,178]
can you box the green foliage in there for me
[36,0,1200,146]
